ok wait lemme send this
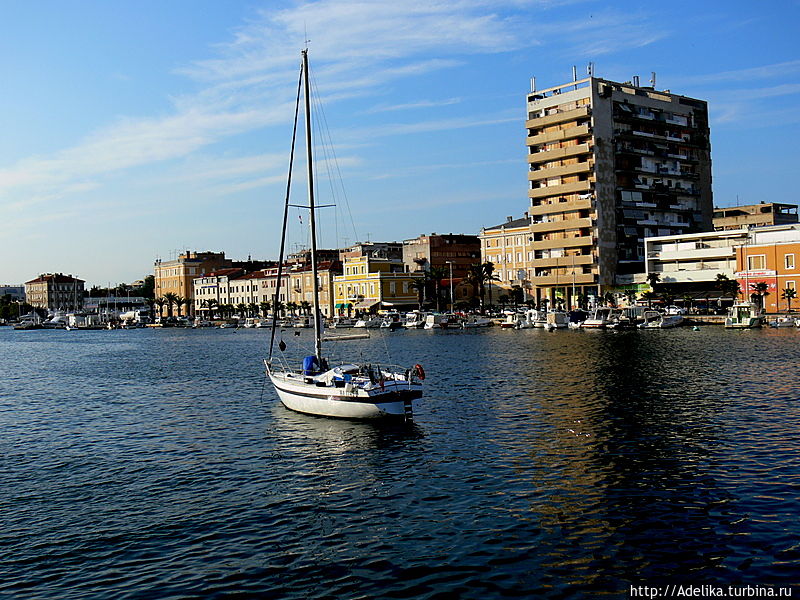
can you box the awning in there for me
[353,300,379,310]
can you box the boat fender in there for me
[413,364,426,381]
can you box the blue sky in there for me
[1,0,799,286]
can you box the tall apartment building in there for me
[522,73,713,305]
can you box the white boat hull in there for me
[269,371,420,419]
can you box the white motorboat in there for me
[544,311,568,330]
[265,50,423,420]
[403,311,428,329]
[724,302,762,329]
[354,316,382,328]
[423,314,445,329]
[639,310,684,329]
[500,313,519,329]
[379,312,403,330]
[331,316,356,328]
[581,307,614,328]
[461,315,492,328]
[769,316,796,328]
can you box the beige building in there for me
[333,255,421,313]
[713,202,798,231]
[521,72,713,306]
[155,251,230,316]
[24,273,84,311]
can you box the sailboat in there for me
[264,50,424,420]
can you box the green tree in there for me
[236,303,248,317]
[641,291,658,308]
[428,266,448,312]
[248,302,259,317]
[750,282,769,309]
[482,261,500,308]
[498,294,510,309]
[624,289,638,307]
[781,287,797,312]
[162,292,178,318]
[154,297,168,320]
[409,277,427,311]
[173,295,186,317]
[260,301,271,317]
[464,264,488,313]
[646,272,661,292]
[299,300,311,315]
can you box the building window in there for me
[785,254,795,270]
[747,255,766,270]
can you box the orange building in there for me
[735,224,800,312]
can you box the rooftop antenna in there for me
[530,76,536,92]
[633,75,640,87]
[587,62,595,77]
[572,65,578,90]
[650,71,656,88]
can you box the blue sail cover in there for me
[303,355,319,375]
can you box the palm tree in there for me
[781,287,797,312]
[498,294,509,309]
[464,264,488,313]
[299,300,311,316]
[273,300,285,318]
[173,295,185,317]
[716,273,740,303]
[260,301,271,317]
[428,266,448,312]
[646,272,661,291]
[236,303,248,317]
[247,302,259,317]
[682,293,693,314]
[162,293,178,318]
[154,297,167,320]
[286,301,298,317]
[482,261,500,308]
[641,291,658,308]
[409,277,427,311]
[603,291,617,307]
[206,299,218,320]
[623,289,638,307]
[750,282,769,309]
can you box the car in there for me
[665,305,687,315]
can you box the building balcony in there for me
[526,124,590,146]
[528,197,593,216]
[529,255,594,268]
[528,273,597,286]
[528,142,592,165]
[528,160,593,182]
[525,105,590,129]
[529,217,593,234]
[531,235,594,251]
[529,180,592,199]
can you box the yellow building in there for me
[287,261,340,318]
[333,256,421,313]
[154,251,230,316]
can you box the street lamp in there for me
[446,261,454,312]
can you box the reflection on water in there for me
[0,326,798,598]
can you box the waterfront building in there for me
[402,233,481,276]
[713,202,798,231]
[24,273,84,311]
[0,285,25,302]
[735,224,800,312]
[641,229,749,303]
[479,216,538,303]
[287,260,341,318]
[154,251,231,317]
[522,71,713,306]
[333,255,421,313]
[339,241,403,262]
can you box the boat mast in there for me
[302,49,323,363]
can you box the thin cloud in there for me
[366,98,463,113]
